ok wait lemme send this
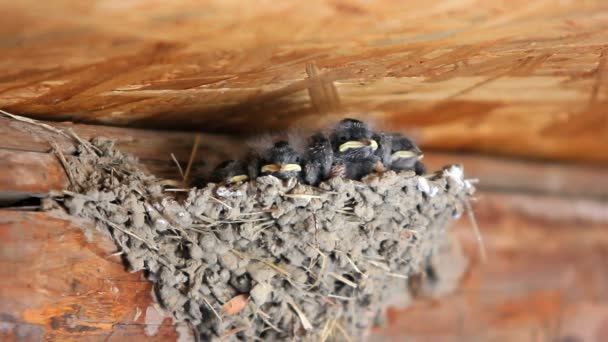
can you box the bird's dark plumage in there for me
[330,118,380,180]
[210,160,249,184]
[303,132,333,185]
[248,140,303,180]
[376,133,425,174]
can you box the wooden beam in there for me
[2,116,607,206]
[1,1,607,164]
[0,116,244,200]
[424,152,608,200]
[0,150,67,197]
[0,210,179,341]
[374,191,608,341]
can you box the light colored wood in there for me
[0,210,179,341]
[0,0,607,164]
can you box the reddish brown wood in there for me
[0,116,245,198]
[374,192,608,342]
[0,210,179,341]
[0,150,68,195]
[0,116,244,176]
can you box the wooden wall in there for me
[1,0,607,164]
[1,0,608,341]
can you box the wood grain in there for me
[0,210,179,341]
[374,191,608,342]
[0,115,244,200]
[1,116,606,205]
[0,0,607,164]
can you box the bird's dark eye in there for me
[340,136,347,142]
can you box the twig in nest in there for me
[0,109,71,139]
[366,260,390,272]
[283,193,321,199]
[170,153,185,179]
[210,196,232,209]
[337,251,365,277]
[306,243,327,290]
[386,272,409,279]
[335,322,353,342]
[220,325,249,339]
[464,198,487,263]
[253,306,284,333]
[327,294,355,301]
[183,134,200,184]
[67,128,101,155]
[95,214,159,252]
[286,299,313,331]
[50,142,76,187]
[328,272,358,288]
[320,319,337,342]
[202,296,223,322]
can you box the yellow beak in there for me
[391,150,424,161]
[261,163,302,173]
[227,174,249,183]
[339,139,378,152]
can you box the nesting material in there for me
[53,136,474,341]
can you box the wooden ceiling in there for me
[1,0,607,164]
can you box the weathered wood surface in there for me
[2,116,607,203]
[373,192,608,342]
[1,0,607,164]
[0,115,243,201]
[0,210,181,341]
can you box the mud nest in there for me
[50,136,474,341]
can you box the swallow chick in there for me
[247,140,303,181]
[209,160,250,184]
[330,118,380,180]
[303,132,334,185]
[378,133,425,174]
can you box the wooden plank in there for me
[0,150,67,196]
[0,210,178,341]
[424,152,608,199]
[374,191,608,341]
[0,116,244,199]
[2,115,607,205]
[0,1,607,164]
[0,116,244,173]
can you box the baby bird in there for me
[377,133,426,175]
[330,118,381,180]
[303,132,334,186]
[248,140,303,181]
[209,160,249,184]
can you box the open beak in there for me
[339,139,378,152]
